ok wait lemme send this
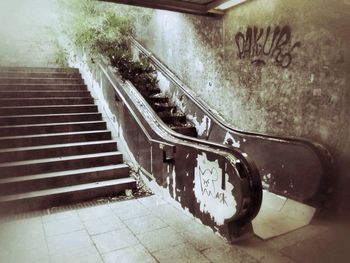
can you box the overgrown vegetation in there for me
[53,39,69,68]
[59,0,158,90]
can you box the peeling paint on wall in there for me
[134,0,350,215]
[172,166,177,199]
[194,153,237,225]
[188,114,211,137]
[157,71,171,93]
[223,132,240,148]
[262,173,271,188]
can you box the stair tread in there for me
[0,84,85,88]
[0,97,92,100]
[0,112,100,119]
[0,130,110,141]
[0,90,88,93]
[0,164,129,184]
[0,67,78,71]
[0,177,135,202]
[0,151,122,168]
[0,77,82,81]
[0,104,96,109]
[0,140,116,153]
[0,120,105,129]
[0,66,133,209]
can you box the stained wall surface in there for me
[134,0,350,216]
[0,0,61,67]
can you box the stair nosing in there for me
[0,164,129,184]
[0,140,117,153]
[0,151,122,168]
[0,178,135,202]
[0,130,110,141]
[0,130,111,140]
[0,97,92,100]
[0,112,101,119]
[0,120,105,129]
[0,77,82,80]
[0,90,89,93]
[0,84,85,87]
[0,104,96,109]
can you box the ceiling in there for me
[100,0,233,15]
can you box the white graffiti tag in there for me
[194,153,237,225]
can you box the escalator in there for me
[68,40,333,241]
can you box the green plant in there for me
[59,0,158,91]
[53,40,69,68]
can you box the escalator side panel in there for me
[131,40,333,204]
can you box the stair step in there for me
[0,151,123,178]
[0,121,106,136]
[0,97,94,106]
[0,77,83,85]
[0,67,79,74]
[0,113,102,125]
[0,140,117,162]
[0,130,112,149]
[0,84,87,90]
[0,177,136,213]
[139,87,161,97]
[0,164,129,195]
[171,125,197,137]
[152,102,176,112]
[0,66,135,212]
[158,112,187,124]
[147,93,169,103]
[0,91,90,98]
[0,105,98,116]
[0,72,81,78]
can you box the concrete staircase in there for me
[0,67,136,214]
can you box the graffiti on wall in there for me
[235,25,301,68]
[194,153,237,225]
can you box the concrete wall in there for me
[134,0,350,216]
[0,0,61,67]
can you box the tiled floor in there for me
[0,195,347,263]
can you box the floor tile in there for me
[237,237,296,263]
[151,203,193,230]
[109,199,151,220]
[92,228,139,254]
[153,242,211,263]
[43,216,84,236]
[137,226,185,252]
[47,229,93,256]
[266,223,330,250]
[0,217,48,255]
[50,245,103,263]
[77,204,115,222]
[279,226,350,263]
[203,244,259,263]
[178,222,227,251]
[42,210,79,223]
[84,216,126,236]
[102,244,157,263]
[0,252,50,263]
[124,214,167,234]
[137,195,167,209]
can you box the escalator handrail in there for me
[94,55,262,222]
[130,38,333,168]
